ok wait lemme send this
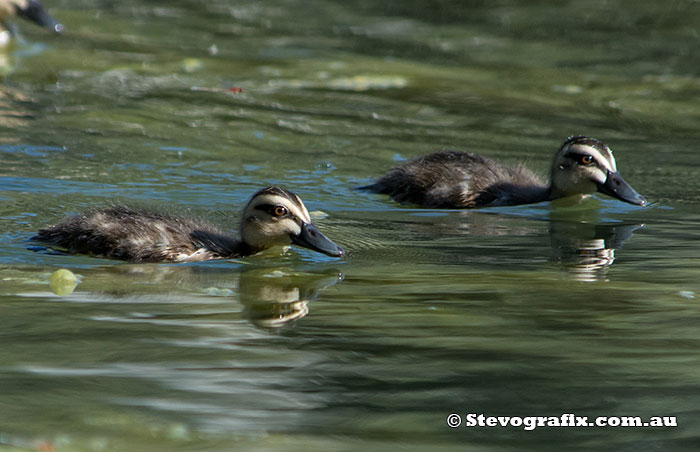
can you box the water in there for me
[1,1,700,450]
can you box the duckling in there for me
[32,186,345,262]
[360,136,647,209]
[0,0,63,46]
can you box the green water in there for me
[2,1,700,450]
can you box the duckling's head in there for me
[240,186,344,257]
[0,0,63,33]
[550,136,646,206]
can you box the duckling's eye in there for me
[579,155,594,165]
[273,206,288,217]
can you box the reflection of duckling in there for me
[361,136,647,209]
[550,221,643,282]
[239,269,343,329]
[32,186,344,262]
[0,0,63,46]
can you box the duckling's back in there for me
[361,150,548,208]
[33,206,241,262]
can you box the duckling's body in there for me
[33,186,344,263]
[0,0,62,46]
[363,150,549,208]
[361,136,646,209]
[35,206,248,262]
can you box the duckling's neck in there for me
[546,184,579,202]
[194,236,267,260]
[491,183,550,207]
[545,184,559,202]
[511,185,550,204]
[189,229,258,259]
[228,240,257,258]
[239,241,276,258]
[481,163,551,207]
[236,240,285,258]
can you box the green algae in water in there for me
[49,269,80,296]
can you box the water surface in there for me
[2,1,700,451]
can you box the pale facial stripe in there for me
[290,193,311,223]
[250,193,311,223]
[569,143,617,173]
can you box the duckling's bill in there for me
[17,0,63,32]
[291,222,344,257]
[597,170,647,206]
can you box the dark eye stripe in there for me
[568,153,595,163]
[255,203,299,219]
[255,203,284,216]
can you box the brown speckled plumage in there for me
[362,150,548,208]
[33,205,248,263]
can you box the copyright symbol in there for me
[446,413,462,428]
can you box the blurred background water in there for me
[1,1,700,451]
